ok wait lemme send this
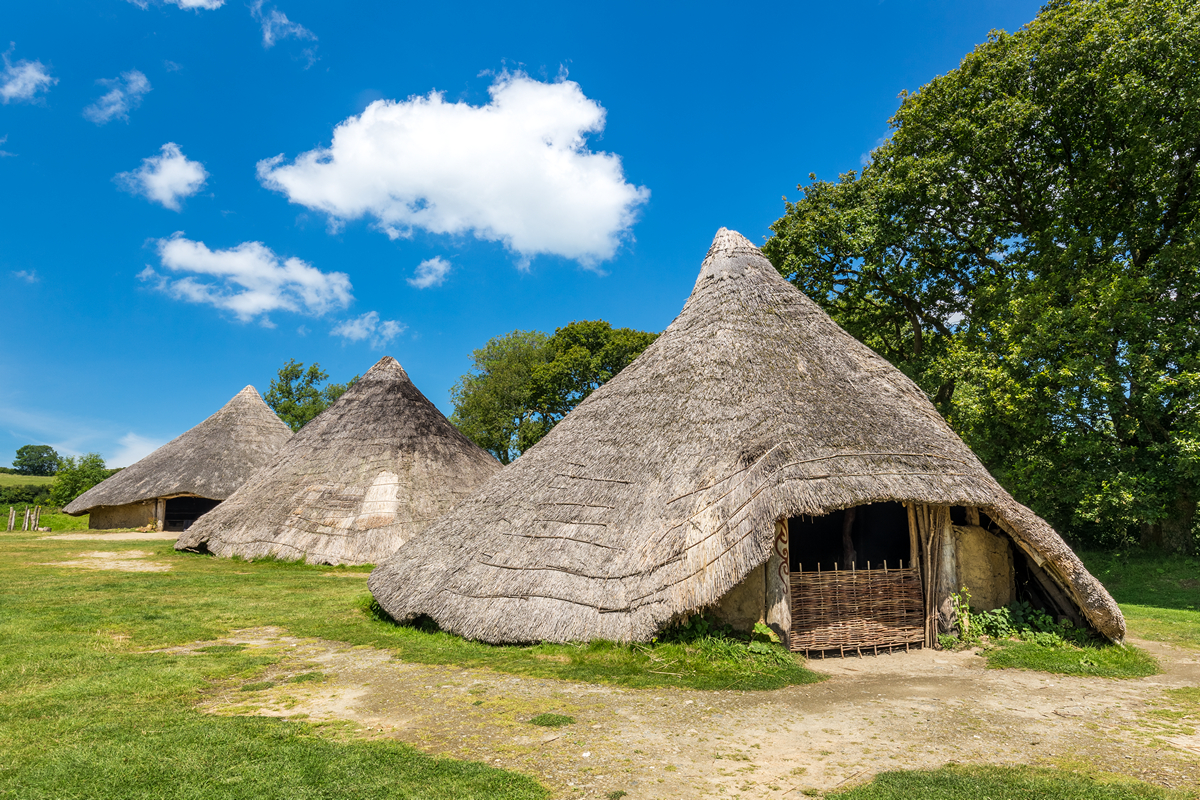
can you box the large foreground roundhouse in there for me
[176,357,501,565]
[369,229,1125,651]
[65,386,293,531]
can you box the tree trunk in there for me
[1161,486,1196,555]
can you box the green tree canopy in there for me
[265,360,358,432]
[764,0,1200,554]
[13,443,59,474]
[49,453,118,507]
[13,445,59,476]
[451,321,658,464]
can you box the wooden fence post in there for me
[6,506,14,531]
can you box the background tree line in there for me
[764,0,1200,554]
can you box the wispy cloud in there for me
[83,70,151,125]
[109,432,166,467]
[0,402,172,465]
[1,44,56,104]
[250,1,316,48]
[257,71,648,269]
[11,270,38,283]
[126,0,225,9]
[408,256,451,289]
[143,234,352,324]
[116,143,208,211]
[0,135,14,157]
[331,311,405,349]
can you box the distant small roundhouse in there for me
[175,357,502,566]
[64,386,293,531]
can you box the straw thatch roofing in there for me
[368,229,1126,645]
[64,386,292,515]
[175,357,502,566]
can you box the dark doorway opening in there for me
[164,496,221,531]
[789,501,913,572]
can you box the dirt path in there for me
[171,630,1200,798]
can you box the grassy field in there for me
[829,765,1187,799]
[0,473,55,487]
[0,531,821,799]
[2,530,1192,799]
[1080,549,1200,651]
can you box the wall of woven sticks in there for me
[786,502,953,656]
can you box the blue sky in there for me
[1,0,1044,467]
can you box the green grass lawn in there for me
[26,509,90,531]
[0,530,820,799]
[1079,549,1200,651]
[0,533,549,799]
[3,531,1191,799]
[0,473,55,487]
[829,765,1186,799]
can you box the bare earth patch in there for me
[44,532,179,541]
[168,629,1200,798]
[43,550,172,572]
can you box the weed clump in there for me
[528,713,574,727]
[941,588,1159,678]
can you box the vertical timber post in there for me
[766,518,790,646]
[155,499,165,532]
[937,507,957,634]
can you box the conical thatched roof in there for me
[175,356,502,565]
[369,229,1125,644]
[65,386,293,515]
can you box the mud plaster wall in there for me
[953,524,1015,610]
[712,563,766,632]
[90,501,156,530]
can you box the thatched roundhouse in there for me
[369,229,1125,650]
[65,386,293,531]
[175,357,501,566]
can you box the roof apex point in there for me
[696,227,772,284]
[364,355,409,380]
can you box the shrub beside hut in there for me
[176,357,501,566]
[64,386,292,531]
[368,229,1125,653]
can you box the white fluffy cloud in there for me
[1,46,56,104]
[83,70,151,125]
[258,72,649,267]
[250,1,316,47]
[116,143,208,211]
[144,235,352,323]
[408,256,451,289]
[12,269,39,283]
[331,311,406,349]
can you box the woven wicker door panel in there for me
[789,567,924,654]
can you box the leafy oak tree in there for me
[13,445,59,476]
[764,0,1200,553]
[265,360,357,431]
[451,330,551,465]
[452,321,658,464]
